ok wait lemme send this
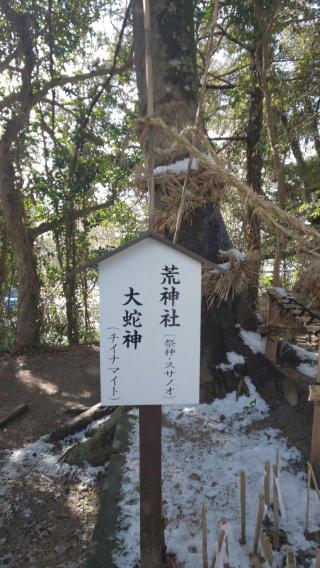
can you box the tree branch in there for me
[31,197,118,238]
[206,83,237,90]
[208,135,247,141]
[216,24,251,52]
[0,62,131,113]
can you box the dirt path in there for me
[0,346,316,567]
[0,346,100,450]
[0,346,103,568]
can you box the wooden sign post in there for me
[140,1,162,564]
[98,232,202,566]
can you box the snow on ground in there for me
[0,419,110,495]
[113,380,320,568]
[291,344,318,380]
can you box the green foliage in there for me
[0,0,319,348]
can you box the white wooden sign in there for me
[99,234,201,405]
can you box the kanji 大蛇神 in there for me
[123,329,142,349]
[123,287,142,306]
[161,265,181,285]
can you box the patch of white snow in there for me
[240,328,266,354]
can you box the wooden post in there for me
[273,465,280,551]
[310,342,320,485]
[201,503,208,568]
[316,549,320,568]
[252,494,265,555]
[265,295,279,363]
[239,470,246,544]
[140,2,164,566]
[264,462,270,508]
[140,405,163,568]
[286,550,296,568]
[261,534,273,566]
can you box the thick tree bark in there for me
[132,0,284,403]
[0,149,40,347]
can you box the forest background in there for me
[0,0,319,351]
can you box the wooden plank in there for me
[309,385,320,402]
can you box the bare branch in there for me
[31,197,118,238]
[0,62,131,113]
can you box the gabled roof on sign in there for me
[71,231,225,275]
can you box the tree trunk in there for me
[246,44,263,307]
[132,0,285,404]
[0,148,40,348]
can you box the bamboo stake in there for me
[273,465,280,551]
[201,503,208,568]
[260,534,273,565]
[251,555,263,568]
[142,0,155,231]
[240,470,246,544]
[286,549,296,568]
[252,494,265,555]
[211,529,225,568]
[264,462,271,508]
[305,462,312,535]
